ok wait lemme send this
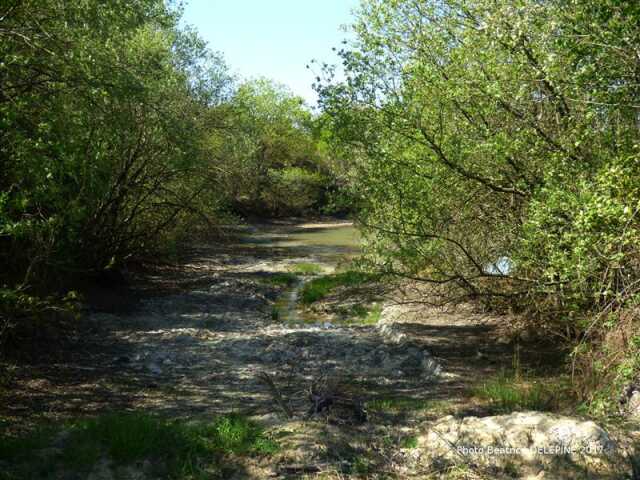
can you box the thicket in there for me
[318,0,640,411]
[0,0,344,351]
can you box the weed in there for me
[210,414,278,455]
[473,370,557,413]
[351,455,372,475]
[300,271,379,304]
[366,396,435,413]
[264,272,298,286]
[400,435,419,449]
[0,412,278,479]
[0,427,55,463]
[288,263,323,275]
[360,304,382,324]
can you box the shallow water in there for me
[241,222,362,324]
[238,221,361,268]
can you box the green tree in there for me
[319,0,640,329]
[214,79,332,215]
[0,0,235,348]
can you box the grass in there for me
[0,412,278,479]
[366,396,436,413]
[300,271,379,304]
[358,303,382,325]
[351,455,372,475]
[473,369,558,413]
[288,262,323,275]
[332,303,382,325]
[263,272,298,287]
[399,435,419,449]
[0,426,56,465]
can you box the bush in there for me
[0,288,78,359]
[517,158,640,330]
[319,0,640,409]
[263,167,328,216]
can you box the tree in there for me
[319,0,640,329]
[0,0,233,289]
[213,79,331,215]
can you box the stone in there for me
[417,412,632,479]
[421,357,442,378]
[627,391,640,419]
[619,383,640,419]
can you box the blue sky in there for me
[180,0,359,107]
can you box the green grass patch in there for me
[0,412,278,479]
[263,272,298,286]
[300,271,379,304]
[351,455,372,475]
[350,304,369,318]
[358,304,382,324]
[330,303,382,325]
[288,262,323,275]
[399,435,419,449]
[473,370,558,413]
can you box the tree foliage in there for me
[214,79,337,216]
[319,0,640,329]
[1,0,233,287]
[0,1,345,349]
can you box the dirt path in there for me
[1,221,556,477]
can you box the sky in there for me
[180,0,360,107]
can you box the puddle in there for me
[240,222,362,325]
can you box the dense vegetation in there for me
[318,0,640,409]
[0,1,344,350]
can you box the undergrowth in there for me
[473,369,564,414]
[300,271,379,304]
[262,272,298,287]
[0,412,278,479]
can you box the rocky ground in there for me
[1,221,638,479]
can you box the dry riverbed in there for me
[1,221,638,479]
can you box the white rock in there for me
[418,412,630,480]
[627,391,640,419]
